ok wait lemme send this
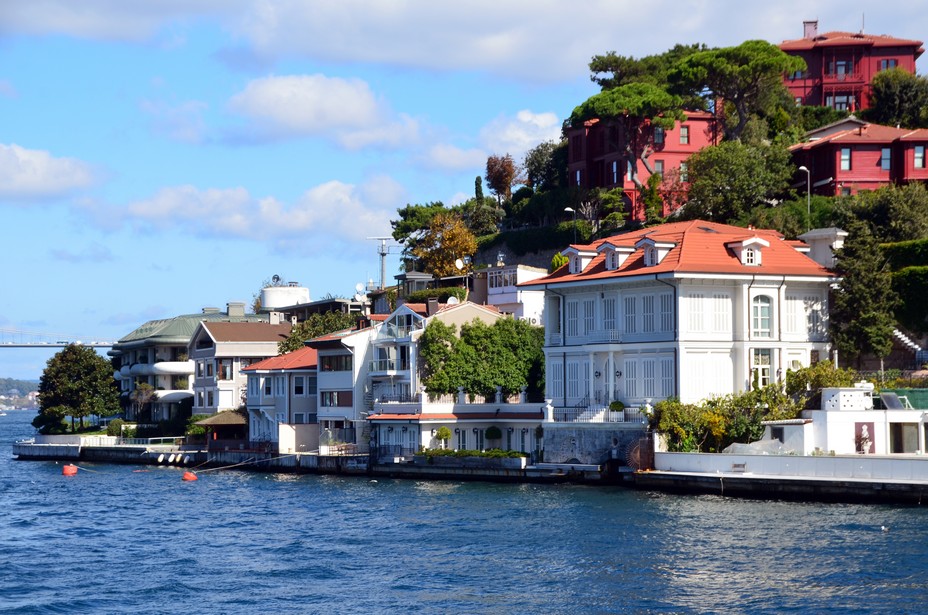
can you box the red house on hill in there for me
[565,111,716,221]
[779,20,924,111]
[791,122,928,196]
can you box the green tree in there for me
[549,252,568,273]
[830,220,900,368]
[412,212,478,278]
[670,40,805,141]
[419,318,544,400]
[837,183,928,244]
[34,344,119,434]
[279,311,360,354]
[434,425,452,449]
[589,43,708,100]
[862,67,928,128]
[523,140,565,192]
[569,82,685,190]
[678,138,793,222]
[454,196,501,236]
[390,201,448,267]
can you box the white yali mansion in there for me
[523,220,842,416]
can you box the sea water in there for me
[2,410,927,614]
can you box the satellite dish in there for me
[454,258,464,270]
[355,282,365,293]
[353,293,365,302]
[271,274,281,285]
[446,296,460,305]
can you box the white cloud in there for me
[479,110,562,160]
[122,179,396,254]
[227,74,419,148]
[421,144,487,171]
[0,0,243,41]
[0,144,96,201]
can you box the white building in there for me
[188,318,292,415]
[522,220,838,415]
[763,387,928,455]
[243,346,319,454]
[366,300,545,457]
[110,302,268,422]
[472,262,547,325]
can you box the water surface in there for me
[2,411,925,614]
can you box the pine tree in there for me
[830,220,900,368]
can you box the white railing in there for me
[550,406,647,424]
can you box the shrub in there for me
[405,287,468,304]
[106,418,125,437]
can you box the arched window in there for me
[752,296,772,338]
[644,246,658,266]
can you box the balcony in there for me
[550,405,648,424]
[376,323,420,340]
[822,71,861,84]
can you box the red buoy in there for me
[62,464,78,476]
[182,471,198,481]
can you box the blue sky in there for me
[1,1,925,379]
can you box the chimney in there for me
[202,307,220,314]
[426,297,439,316]
[269,311,281,325]
[227,302,246,318]
[803,20,818,39]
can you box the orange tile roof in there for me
[202,321,292,343]
[242,346,317,372]
[523,220,832,286]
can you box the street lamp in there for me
[564,206,577,244]
[798,165,811,231]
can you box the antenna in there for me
[367,237,393,291]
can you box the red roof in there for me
[242,346,317,372]
[780,31,924,56]
[523,220,832,286]
[791,123,928,151]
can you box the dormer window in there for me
[598,244,636,270]
[635,237,676,266]
[644,246,658,266]
[727,236,769,266]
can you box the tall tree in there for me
[34,344,119,434]
[485,154,517,205]
[830,219,900,368]
[569,82,685,190]
[523,140,564,192]
[412,212,478,278]
[863,67,928,129]
[670,40,805,141]
[678,138,793,222]
[390,201,447,267]
[589,43,708,99]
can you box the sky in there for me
[1,0,926,379]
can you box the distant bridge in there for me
[0,328,115,349]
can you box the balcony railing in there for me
[369,359,410,372]
[550,406,648,424]
[377,323,420,339]
[822,72,861,83]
